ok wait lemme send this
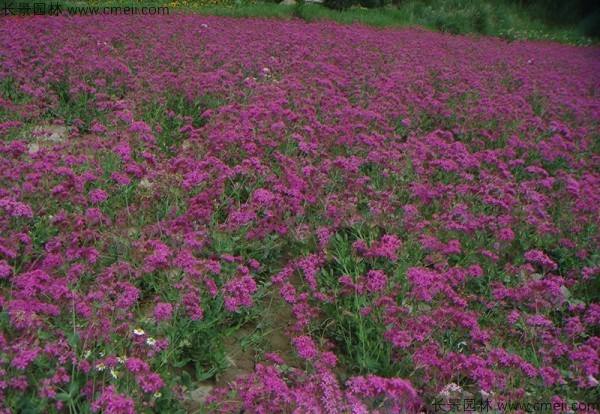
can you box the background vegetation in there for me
[53,0,600,44]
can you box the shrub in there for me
[358,0,389,8]
[472,7,491,34]
[323,0,356,10]
[577,8,600,38]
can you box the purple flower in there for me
[0,198,33,218]
[138,372,164,393]
[292,335,318,360]
[153,302,173,321]
[499,227,515,241]
[0,260,11,279]
[524,249,558,270]
[125,357,149,373]
[365,269,387,293]
[89,189,108,204]
[11,347,39,370]
[92,386,135,414]
[223,273,257,312]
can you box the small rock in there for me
[28,143,40,154]
[139,178,152,189]
[190,383,214,404]
[32,125,68,143]
[280,0,296,5]
[215,368,249,387]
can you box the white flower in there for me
[110,368,118,379]
[83,350,91,359]
[146,337,157,346]
[96,363,106,371]
[153,392,162,399]
[438,383,463,398]
[133,328,145,336]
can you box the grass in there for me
[51,0,600,45]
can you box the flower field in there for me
[0,14,599,414]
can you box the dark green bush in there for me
[472,8,491,34]
[577,8,600,37]
[323,0,356,10]
[427,4,492,36]
[433,15,461,34]
[358,0,389,8]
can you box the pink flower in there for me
[365,269,387,293]
[129,120,152,134]
[142,240,171,273]
[540,367,564,386]
[110,172,131,185]
[292,335,318,360]
[526,315,553,328]
[507,310,520,324]
[252,188,276,205]
[0,198,33,218]
[183,291,204,321]
[354,234,402,261]
[89,189,108,204]
[0,260,11,279]
[467,264,483,278]
[153,302,173,321]
[499,227,515,241]
[223,267,257,312]
[138,372,164,393]
[125,357,149,373]
[92,386,135,414]
[11,347,39,369]
[524,249,557,270]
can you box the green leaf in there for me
[67,332,80,348]
[173,357,191,368]
[55,393,71,402]
[68,380,80,396]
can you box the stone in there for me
[32,125,68,143]
[181,139,192,150]
[215,368,249,387]
[139,178,152,189]
[28,143,40,154]
[190,383,214,404]
[280,0,296,5]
